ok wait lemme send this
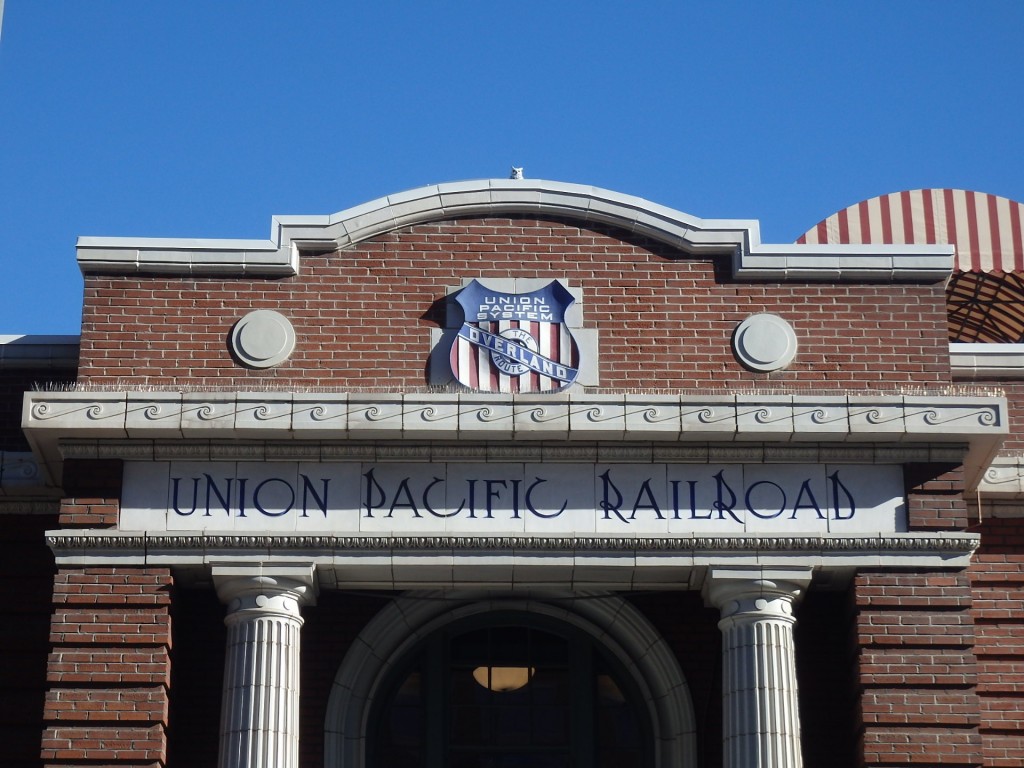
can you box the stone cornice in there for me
[950,343,1024,379]
[76,179,952,282]
[45,530,980,583]
[22,390,1007,489]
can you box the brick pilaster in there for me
[41,567,172,768]
[969,518,1024,767]
[855,571,982,767]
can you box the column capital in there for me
[703,566,813,622]
[211,563,317,623]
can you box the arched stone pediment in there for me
[76,178,953,281]
[277,178,760,256]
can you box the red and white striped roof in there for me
[796,189,1024,273]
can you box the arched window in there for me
[369,611,651,768]
[324,592,697,768]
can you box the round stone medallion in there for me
[732,313,798,371]
[230,310,296,368]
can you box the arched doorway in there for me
[370,611,650,767]
[324,591,698,767]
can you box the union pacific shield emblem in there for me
[447,280,580,392]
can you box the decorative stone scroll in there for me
[23,390,1007,488]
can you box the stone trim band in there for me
[23,390,1008,489]
[46,530,979,568]
[25,391,1004,440]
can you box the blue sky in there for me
[1,2,1022,334]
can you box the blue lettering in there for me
[387,478,421,518]
[171,477,199,516]
[630,479,664,520]
[745,480,786,519]
[203,474,232,517]
[421,477,455,517]
[237,477,248,517]
[829,470,857,520]
[362,468,385,518]
[254,478,294,517]
[526,477,567,518]
[484,480,505,518]
[599,469,627,522]
[790,479,825,519]
[713,470,743,523]
[685,480,705,519]
[510,478,522,519]
[300,475,329,518]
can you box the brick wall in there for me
[854,572,982,767]
[299,591,396,768]
[32,565,989,768]
[970,518,1024,768]
[58,497,119,528]
[906,465,971,530]
[42,568,172,768]
[76,217,951,390]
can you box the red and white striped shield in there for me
[446,280,580,393]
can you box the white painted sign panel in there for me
[119,462,907,535]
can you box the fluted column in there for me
[212,564,316,768]
[705,567,812,768]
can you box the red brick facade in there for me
[76,218,950,390]
[3,190,1022,768]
